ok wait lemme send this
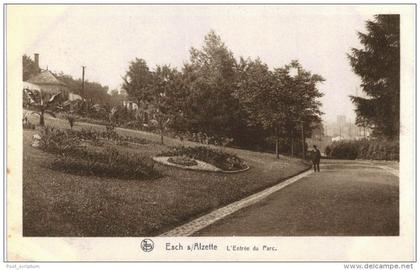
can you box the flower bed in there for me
[158,146,247,171]
[37,126,160,180]
[49,147,160,180]
[167,156,198,166]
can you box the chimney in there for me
[34,53,39,69]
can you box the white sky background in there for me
[21,5,376,123]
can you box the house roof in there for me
[26,70,66,86]
[22,81,41,91]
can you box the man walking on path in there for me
[312,145,321,172]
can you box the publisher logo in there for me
[141,239,154,252]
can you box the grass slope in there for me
[23,115,310,236]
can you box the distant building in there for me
[337,115,346,126]
[25,70,68,95]
[23,53,68,100]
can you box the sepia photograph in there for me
[4,3,416,262]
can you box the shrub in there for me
[40,126,152,149]
[123,135,151,145]
[100,130,152,145]
[22,112,36,129]
[170,131,234,147]
[326,139,399,160]
[38,126,83,156]
[329,141,359,160]
[69,128,99,141]
[159,146,247,171]
[23,121,36,130]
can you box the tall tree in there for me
[149,65,180,144]
[279,60,324,157]
[234,59,324,158]
[234,58,285,158]
[348,15,400,139]
[182,30,243,138]
[122,58,154,106]
[54,73,111,106]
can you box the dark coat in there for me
[312,149,321,162]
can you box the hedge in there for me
[325,139,399,161]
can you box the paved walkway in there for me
[194,160,399,236]
[160,170,313,236]
[160,160,399,236]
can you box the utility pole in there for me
[81,66,86,114]
[355,86,358,140]
[301,122,305,159]
[82,66,86,98]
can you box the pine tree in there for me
[348,15,400,139]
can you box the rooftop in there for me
[26,70,66,86]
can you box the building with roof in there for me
[25,70,68,94]
[23,54,68,99]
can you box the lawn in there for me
[23,115,310,236]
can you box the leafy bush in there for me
[329,141,359,160]
[326,139,399,160]
[23,121,35,130]
[159,146,247,171]
[22,112,35,129]
[40,126,152,149]
[69,128,99,141]
[99,129,151,145]
[38,127,83,156]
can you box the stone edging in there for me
[218,165,250,174]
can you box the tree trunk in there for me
[160,122,164,145]
[291,130,294,157]
[39,112,45,126]
[275,127,279,159]
[301,123,305,159]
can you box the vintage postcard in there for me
[4,4,416,262]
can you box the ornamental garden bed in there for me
[157,146,248,172]
[35,126,160,180]
[153,156,222,172]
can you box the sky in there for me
[20,5,377,123]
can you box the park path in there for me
[192,159,399,236]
